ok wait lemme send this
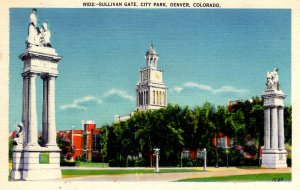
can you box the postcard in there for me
[0,0,299,190]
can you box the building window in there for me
[156,91,158,105]
[153,90,155,105]
[197,150,204,159]
[92,134,100,151]
[182,151,190,159]
[159,91,162,105]
[146,91,149,105]
[217,137,228,148]
[83,134,87,150]
[139,92,142,106]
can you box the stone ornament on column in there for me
[261,68,287,168]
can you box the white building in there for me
[136,44,167,111]
[115,44,168,122]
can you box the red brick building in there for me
[212,132,233,149]
[181,148,205,160]
[57,120,101,161]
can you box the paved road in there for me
[61,167,291,182]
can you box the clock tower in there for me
[136,44,167,111]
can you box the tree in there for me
[284,106,292,144]
[57,132,75,161]
[99,125,109,162]
[102,100,292,167]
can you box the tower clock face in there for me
[143,71,148,80]
[155,72,160,80]
[155,72,161,81]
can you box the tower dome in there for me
[145,43,159,67]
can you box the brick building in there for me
[57,120,101,161]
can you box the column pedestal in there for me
[22,147,61,180]
[261,90,287,168]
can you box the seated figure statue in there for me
[40,21,52,47]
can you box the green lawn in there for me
[62,168,202,178]
[177,173,291,182]
[76,162,109,168]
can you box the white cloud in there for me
[184,82,213,92]
[60,96,102,110]
[174,86,183,92]
[60,89,135,111]
[173,82,249,94]
[103,88,135,101]
[213,86,249,94]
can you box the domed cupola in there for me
[145,43,159,67]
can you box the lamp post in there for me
[153,148,160,173]
[225,148,229,168]
[203,148,207,171]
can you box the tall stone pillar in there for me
[42,75,48,146]
[46,76,58,147]
[270,107,278,150]
[264,108,270,149]
[22,74,29,146]
[278,107,285,150]
[261,68,287,168]
[27,73,38,147]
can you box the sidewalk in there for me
[61,167,291,182]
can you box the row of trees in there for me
[99,97,292,167]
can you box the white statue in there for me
[13,122,24,146]
[40,21,51,47]
[27,9,40,47]
[266,68,280,91]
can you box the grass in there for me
[177,173,291,182]
[62,168,202,178]
[76,162,109,168]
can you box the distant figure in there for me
[27,9,40,47]
[266,68,280,91]
[13,122,24,146]
[40,21,52,47]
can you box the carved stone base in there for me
[261,149,287,168]
[10,146,61,181]
[10,148,24,180]
[22,148,61,180]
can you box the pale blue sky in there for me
[9,9,291,131]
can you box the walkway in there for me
[61,167,291,182]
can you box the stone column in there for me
[264,108,271,149]
[46,76,57,146]
[42,75,48,146]
[278,107,285,150]
[270,107,278,150]
[144,90,146,105]
[165,91,167,106]
[142,91,145,106]
[22,74,29,146]
[136,90,139,107]
[156,91,158,106]
[27,73,38,146]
